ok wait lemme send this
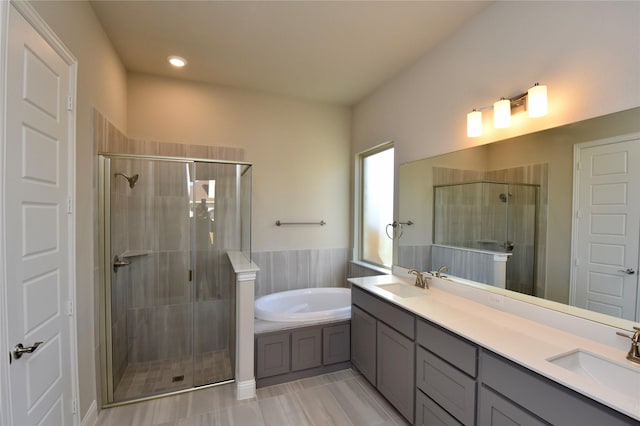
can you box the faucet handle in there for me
[616,326,640,342]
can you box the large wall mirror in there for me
[397,107,640,328]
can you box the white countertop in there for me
[348,274,640,421]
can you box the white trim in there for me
[353,141,394,269]
[80,400,97,426]
[235,379,256,401]
[1,2,79,425]
[569,132,640,310]
[0,1,11,424]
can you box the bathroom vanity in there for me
[349,275,640,425]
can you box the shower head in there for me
[115,172,139,189]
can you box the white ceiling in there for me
[90,1,491,105]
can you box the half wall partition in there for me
[98,154,252,405]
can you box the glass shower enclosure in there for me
[98,154,252,405]
[433,181,539,295]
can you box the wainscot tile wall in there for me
[252,250,389,298]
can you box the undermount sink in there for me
[547,349,640,395]
[376,283,426,298]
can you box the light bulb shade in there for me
[493,99,511,128]
[467,110,482,137]
[527,84,547,118]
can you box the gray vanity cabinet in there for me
[415,319,478,426]
[377,321,415,422]
[351,286,415,424]
[478,386,547,426]
[350,305,377,384]
[479,351,637,426]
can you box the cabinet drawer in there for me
[417,319,477,377]
[416,347,476,426]
[416,389,462,426]
[323,323,350,365]
[352,286,415,339]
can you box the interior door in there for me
[572,136,640,321]
[3,4,76,424]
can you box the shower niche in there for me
[433,181,539,295]
[99,154,252,405]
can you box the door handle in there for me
[13,341,43,360]
[619,268,636,275]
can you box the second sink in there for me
[547,349,640,396]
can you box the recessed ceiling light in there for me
[168,55,187,68]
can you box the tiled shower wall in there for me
[93,111,245,390]
[426,164,548,295]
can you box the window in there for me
[359,144,394,268]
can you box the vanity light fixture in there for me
[493,98,512,128]
[168,55,187,68]
[466,110,483,137]
[467,83,548,137]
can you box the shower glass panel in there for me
[433,181,538,295]
[99,154,251,405]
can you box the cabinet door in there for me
[323,323,350,365]
[291,328,322,371]
[256,332,290,379]
[478,386,547,426]
[416,389,462,426]
[351,305,377,385]
[377,322,415,424]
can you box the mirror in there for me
[397,107,640,327]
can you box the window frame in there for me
[355,142,394,270]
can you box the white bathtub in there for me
[254,287,351,322]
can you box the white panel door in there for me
[573,137,640,321]
[4,4,76,425]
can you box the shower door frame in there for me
[98,153,252,407]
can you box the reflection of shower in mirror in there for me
[114,172,139,189]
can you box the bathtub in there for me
[254,287,351,322]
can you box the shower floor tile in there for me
[113,350,232,402]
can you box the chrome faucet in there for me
[616,326,640,365]
[408,269,429,289]
[436,265,449,278]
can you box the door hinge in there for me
[67,198,73,214]
[575,258,581,266]
[66,95,73,111]
[576,161,582,171]
[71,398,77,414]
[188,270,193,282]
[66,300,73,316]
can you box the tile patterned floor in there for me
[99,369,408,426]
[114,350,233,402]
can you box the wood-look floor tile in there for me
[258,393,313,426]
[295,383,353,426]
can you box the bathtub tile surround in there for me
[253,248,350,297]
